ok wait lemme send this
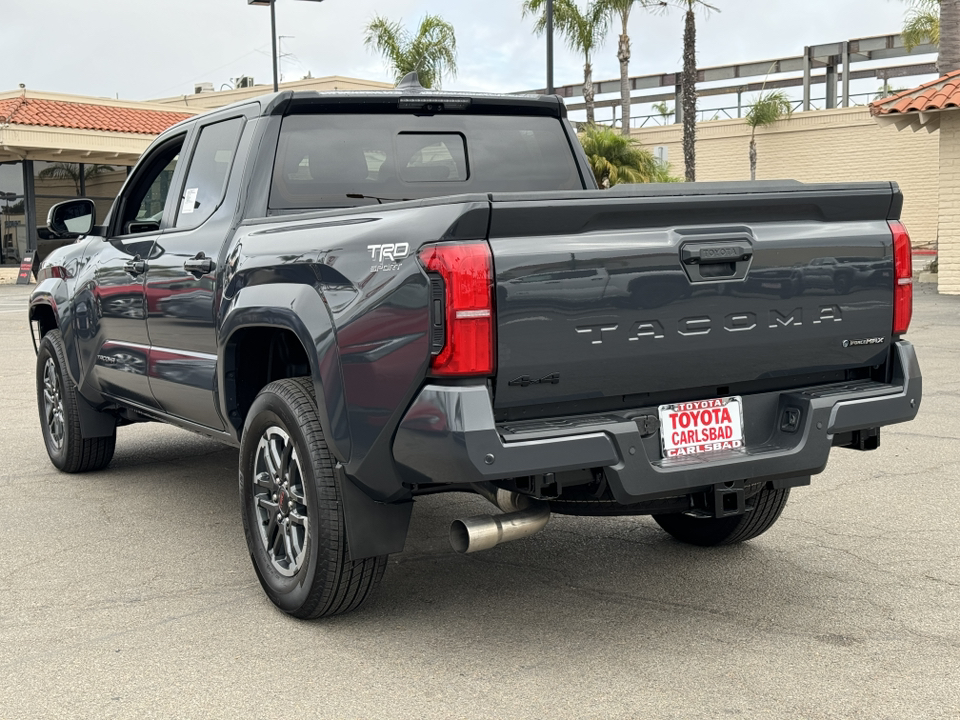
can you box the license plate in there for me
[658,396,745,458]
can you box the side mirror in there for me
[47,198,96,239]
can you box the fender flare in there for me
[219,282,351,463]
[28,293,57,354]
[29,278,81,383]
[220,283,411,559]
[30,288,116,439]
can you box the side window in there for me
[136,156,179,222]
[176,117,245,230]
[117,135,185,236]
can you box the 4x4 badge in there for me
[508,373,560,388]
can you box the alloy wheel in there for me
[252,426,309,576]
[42,357,65,451]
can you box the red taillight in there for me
[890,220,913,335]
[419,242,495,376]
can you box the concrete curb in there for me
[0,267,23,285]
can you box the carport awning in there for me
[0,90,196,164]
[1,124,155,164]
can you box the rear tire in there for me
[36,329,116,473]
[652,486,790,546]
[239,377,386,619]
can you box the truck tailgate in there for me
[489,182,899,411]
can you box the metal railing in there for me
[587,91,884,129]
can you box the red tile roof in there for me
[0,96,192,135]
[870,69,960,116]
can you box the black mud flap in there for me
[77,394,117,438]
[336,465,413,561]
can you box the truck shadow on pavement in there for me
[95,425,850,646]
[360,493,839,641]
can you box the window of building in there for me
[84,165,130,225]
[0,162,26,264]
[34,160,133,249]
[34,162,83,245]
[0,159,137,264]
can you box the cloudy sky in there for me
[2,0,931,108]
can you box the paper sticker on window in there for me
[181,187,199,214]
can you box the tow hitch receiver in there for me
[691,482,748,518]
[715,483,746,517]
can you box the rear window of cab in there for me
[269,113,583,209]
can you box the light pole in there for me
[546,0,554,95]
[248,0,326,93]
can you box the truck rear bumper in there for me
[393,342,921,504]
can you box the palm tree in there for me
[903,0,940,49]
[522,0,609,125]
[902,0,960,74]
[941,0,960,73]
[675,0,717,182]
[745,91,792,181]
[651,101,674,124]
[2,199,25,215]
[37,163,116,196]
[363,14,458,89]
[596,0,668,136]
[579,124,679,186]
[874,81,908,100]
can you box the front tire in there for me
[36,329,116,473]
[239,378,386,619]
[652,486,790,546]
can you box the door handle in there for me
[184,253,215,275]
[124,257,147,276]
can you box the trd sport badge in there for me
[368,243,410,272]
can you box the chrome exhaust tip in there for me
[450,492,550,554]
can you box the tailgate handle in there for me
[680,241,754,283]
[681,243,752,265]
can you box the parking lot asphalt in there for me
[0,281,957,719]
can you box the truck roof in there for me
[265,88,566,118]
[161,73,565,133]
[272,70,564,117]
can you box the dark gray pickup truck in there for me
[30,75,921,618]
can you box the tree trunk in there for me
[749,136,757,182]
[584,61,595,126]
[617,21,631,137]
[941,0,960,74]
[682,8,697,182]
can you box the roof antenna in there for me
[396,72,425,91]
